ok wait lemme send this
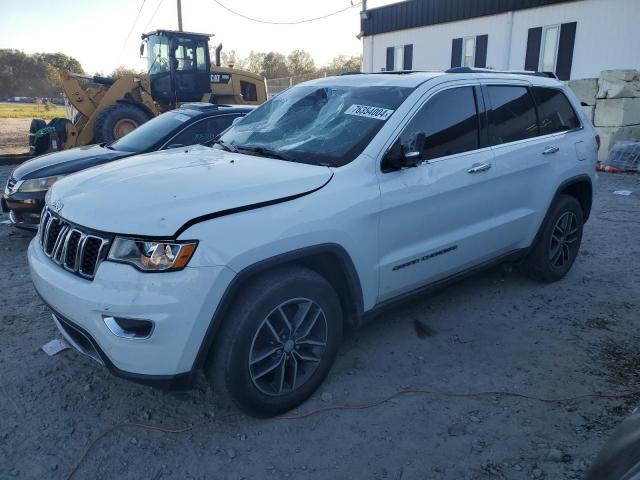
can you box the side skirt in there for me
[362,248,528,322]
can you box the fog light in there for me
[103,316,154,339]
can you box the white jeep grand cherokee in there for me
[28,69,598,417]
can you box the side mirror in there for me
[140,43,145,57]
[381,139,404,172]
[381,132,426,172]
[403,132,426,166]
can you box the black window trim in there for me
[160,113,243,149]
[480,82,585,149]
[380,82,489,172]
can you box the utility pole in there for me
[177,0,183,31]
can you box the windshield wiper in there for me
[210,138,238,153]
[235,145,300,163]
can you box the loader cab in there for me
[142,30,212,105]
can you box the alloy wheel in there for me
[548,211,579,268]
[248,298,328,396]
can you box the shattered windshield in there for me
[218,84,414,166]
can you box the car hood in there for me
[12,144,133,180]
[48,145,333,237]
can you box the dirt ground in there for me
[0,165,639,480]
[0,118,31,155]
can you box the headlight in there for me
[18,175,65,193]
[107,237,198,272]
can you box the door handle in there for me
[542,146,560,155]
[467,162,492,174]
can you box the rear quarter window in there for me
[531,87,581,135]
[487,85,539,145]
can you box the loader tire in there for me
[29,118,48,155]
[93,104,149,144]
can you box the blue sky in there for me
[0,0,394,74]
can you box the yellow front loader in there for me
[29,30,267,156]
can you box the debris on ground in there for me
[597,140,640,173]
[41,338,71,356]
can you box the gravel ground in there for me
[0,164,639,480]
[0,118,30,155]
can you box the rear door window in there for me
[399,86,479,161]
[531,87,581,135]
[487,85,538,145]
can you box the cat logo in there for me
[210,73,232,84]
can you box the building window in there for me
[463,37,476,67]
[539,25,560,73]
[525,22,576,80]
[385,44,413,71]
[451,35,488,69]
[394,46,404,71]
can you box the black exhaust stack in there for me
[215,43,223,67]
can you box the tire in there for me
[206,266,343,417]
[522,194,584,283]
[29,118,48,155]
[93,103,149,144]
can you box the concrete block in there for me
[600,69,640,83]
[595,125,640,160]
[582,105,594,123]
[594,98,640,127]
[597,70,640,99]
[568,78,598,105]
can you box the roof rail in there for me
[445,67,558,79]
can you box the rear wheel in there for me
[522,194,584,282]
[93,104,149,143]
[206,266,343,417]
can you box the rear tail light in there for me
[595,134,601,151]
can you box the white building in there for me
[361,0,640,80]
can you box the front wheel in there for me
[206,266,343,417]
[522,194,584,282]
[93,104,149,143]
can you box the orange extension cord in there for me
[65,387,640,479]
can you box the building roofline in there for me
[361,0,581,37]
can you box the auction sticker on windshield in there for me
[345,104,394,120]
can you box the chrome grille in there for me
[39,207,111,280]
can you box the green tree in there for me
[245,51,266,75]
[287,50,315,76]
[34,52,84,74]
[110,66,145,79]
[262,52,289,79]
[0,49,84,98]
[326,54,362,72]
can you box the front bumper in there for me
[28,238,235,388]
[2,191,45,230]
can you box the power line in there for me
[211,0,362,25]
[119,0,147,61]
[143,0,165,32]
